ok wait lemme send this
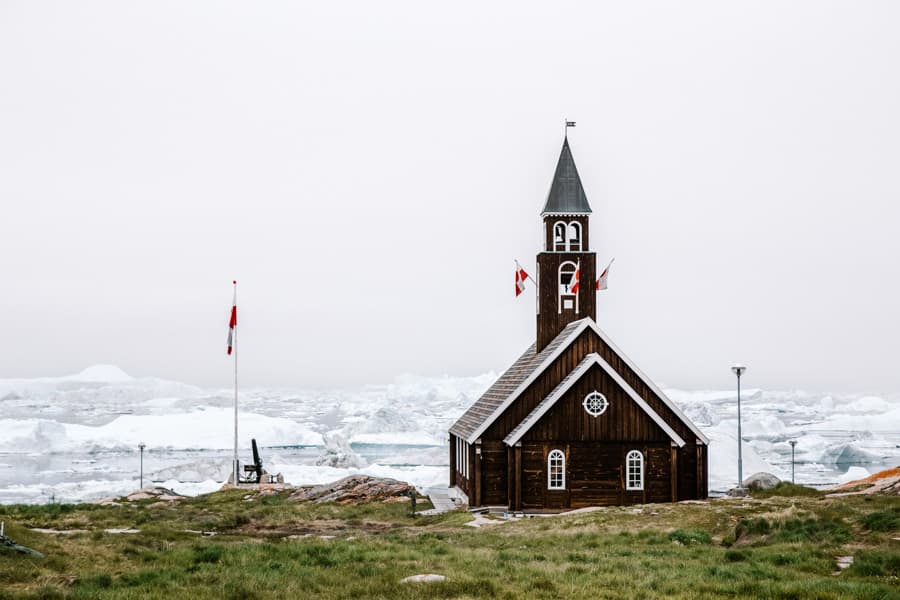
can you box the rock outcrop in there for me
[288,475,415,504]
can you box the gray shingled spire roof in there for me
[541,137,592,215]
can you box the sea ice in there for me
[1,366,897,503]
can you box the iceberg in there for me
[1,366,897,503]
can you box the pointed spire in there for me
[541,137,592,215]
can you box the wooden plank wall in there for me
[484,330,601,441]
[518,442,674,509]
[535,253,597,352]
[521,363,672,444]
[480,440,508,505]
[471,325,709,507]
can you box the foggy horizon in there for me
[3,1,899,394]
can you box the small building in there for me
[449,137,709,510]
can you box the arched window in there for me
[567,222,582,251]
[626,450,644,491]
[553,221,567,251]
[548,449,565,490]
[558,261,578,313]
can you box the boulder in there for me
[401,574,446,583]
[743,472,781,490]
[288,475,415,504]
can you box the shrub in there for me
[734,515,850,545]
[773,517,851,544]
[193,544,225,564]
[751,482,822,498]
[849,550,900,577]
[668,529,712,545]
[860,508,900,532]
[77,573,113,589]
[735,517,771,539]
[725,549,749,562]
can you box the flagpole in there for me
[232,280,239,488]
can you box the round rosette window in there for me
[583,391,609,417]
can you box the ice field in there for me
[0,365,897,504]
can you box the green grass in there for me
[859,507,900,532]
[1,490,898,599]
[751,482,824,498]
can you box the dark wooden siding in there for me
[484,330,600,441]
[518,442,674,509]
[469,325,708,508]
[521,363,673,444]
[480,441,508,505]
[449,434,472,500]
[483,329,699,447]
[536,252,596,352]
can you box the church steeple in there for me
[541,137,592,216]
[536,137,597,352]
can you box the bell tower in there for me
[536,137,596,352]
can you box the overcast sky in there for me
[2,1,899,393]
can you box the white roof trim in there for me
[504,353,686,447]
[465,320,592,443]
[583,320,709,445]
[465,317,709,445]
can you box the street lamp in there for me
[789,440,797,484]
[731,365,746,491]
[138,442,146,489]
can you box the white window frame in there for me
[464,442,468,478]
[583,391,609,417]
[567,221,582,251]
[547,449,565,490]
[553,221,567,251]
[626,450,644,491]
[558,261,579,314]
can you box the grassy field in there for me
[1,484,898,599]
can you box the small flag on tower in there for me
[596,258,614,291]
[226,281,237,355]
[566,120,576,128]
[570,260,581,294]
[515,261,529,297]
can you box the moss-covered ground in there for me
[1,486,897,599]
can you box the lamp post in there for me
[138,442,146,489]
[731,365,746,490]
[789,440,797,484]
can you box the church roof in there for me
[541,137,592,215]
[449,320,584,441]
[504,353,686,447]
[449,318,710,445]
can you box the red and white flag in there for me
[570,260,581,294]
[226,281,237,355]
[515,261,529,297]
[596,258,614,291]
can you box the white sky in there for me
[2,1,899,392]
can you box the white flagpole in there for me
[232,280,239,487]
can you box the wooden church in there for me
[449,136,709,511]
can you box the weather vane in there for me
[565,119,576,137]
